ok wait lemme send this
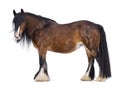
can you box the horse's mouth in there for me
[14,33,22,43]
[15,36,22,43]
[16,39,21,43]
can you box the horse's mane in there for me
[13,12,56,46]
[25,12,56,23]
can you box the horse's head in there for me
[13,9,26,42]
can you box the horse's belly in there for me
[48,42,83,53]
[48,46,75,53]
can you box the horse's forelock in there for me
[13,13,31,45]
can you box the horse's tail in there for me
[96,24,111,78]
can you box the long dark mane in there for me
[13,12,56,45]
[26,13,56,23]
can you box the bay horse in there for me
[12,9,111,82]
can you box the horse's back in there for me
[47,20,100,53]
[58,20,100,49]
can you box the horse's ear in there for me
[13,10,17,16]
[21,9,24,13]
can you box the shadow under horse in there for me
[12,9,111,82]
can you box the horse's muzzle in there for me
[14,33,22,42]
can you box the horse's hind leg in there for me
[81,48,97,81]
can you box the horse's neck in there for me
[25,16,44,35]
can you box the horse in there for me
[12,9,111,82]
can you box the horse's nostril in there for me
[15,36,19,39]
[14,33,21,40]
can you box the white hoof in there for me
[95,76,106,82]
[35,68,50,82]
[81,74,92,81]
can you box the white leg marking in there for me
[86,64,92,76]
[81,64,92,81]
[95,76,107,82]
[35,68,50,82]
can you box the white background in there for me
[0,0,120,88]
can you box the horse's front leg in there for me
[34,47,50,82]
